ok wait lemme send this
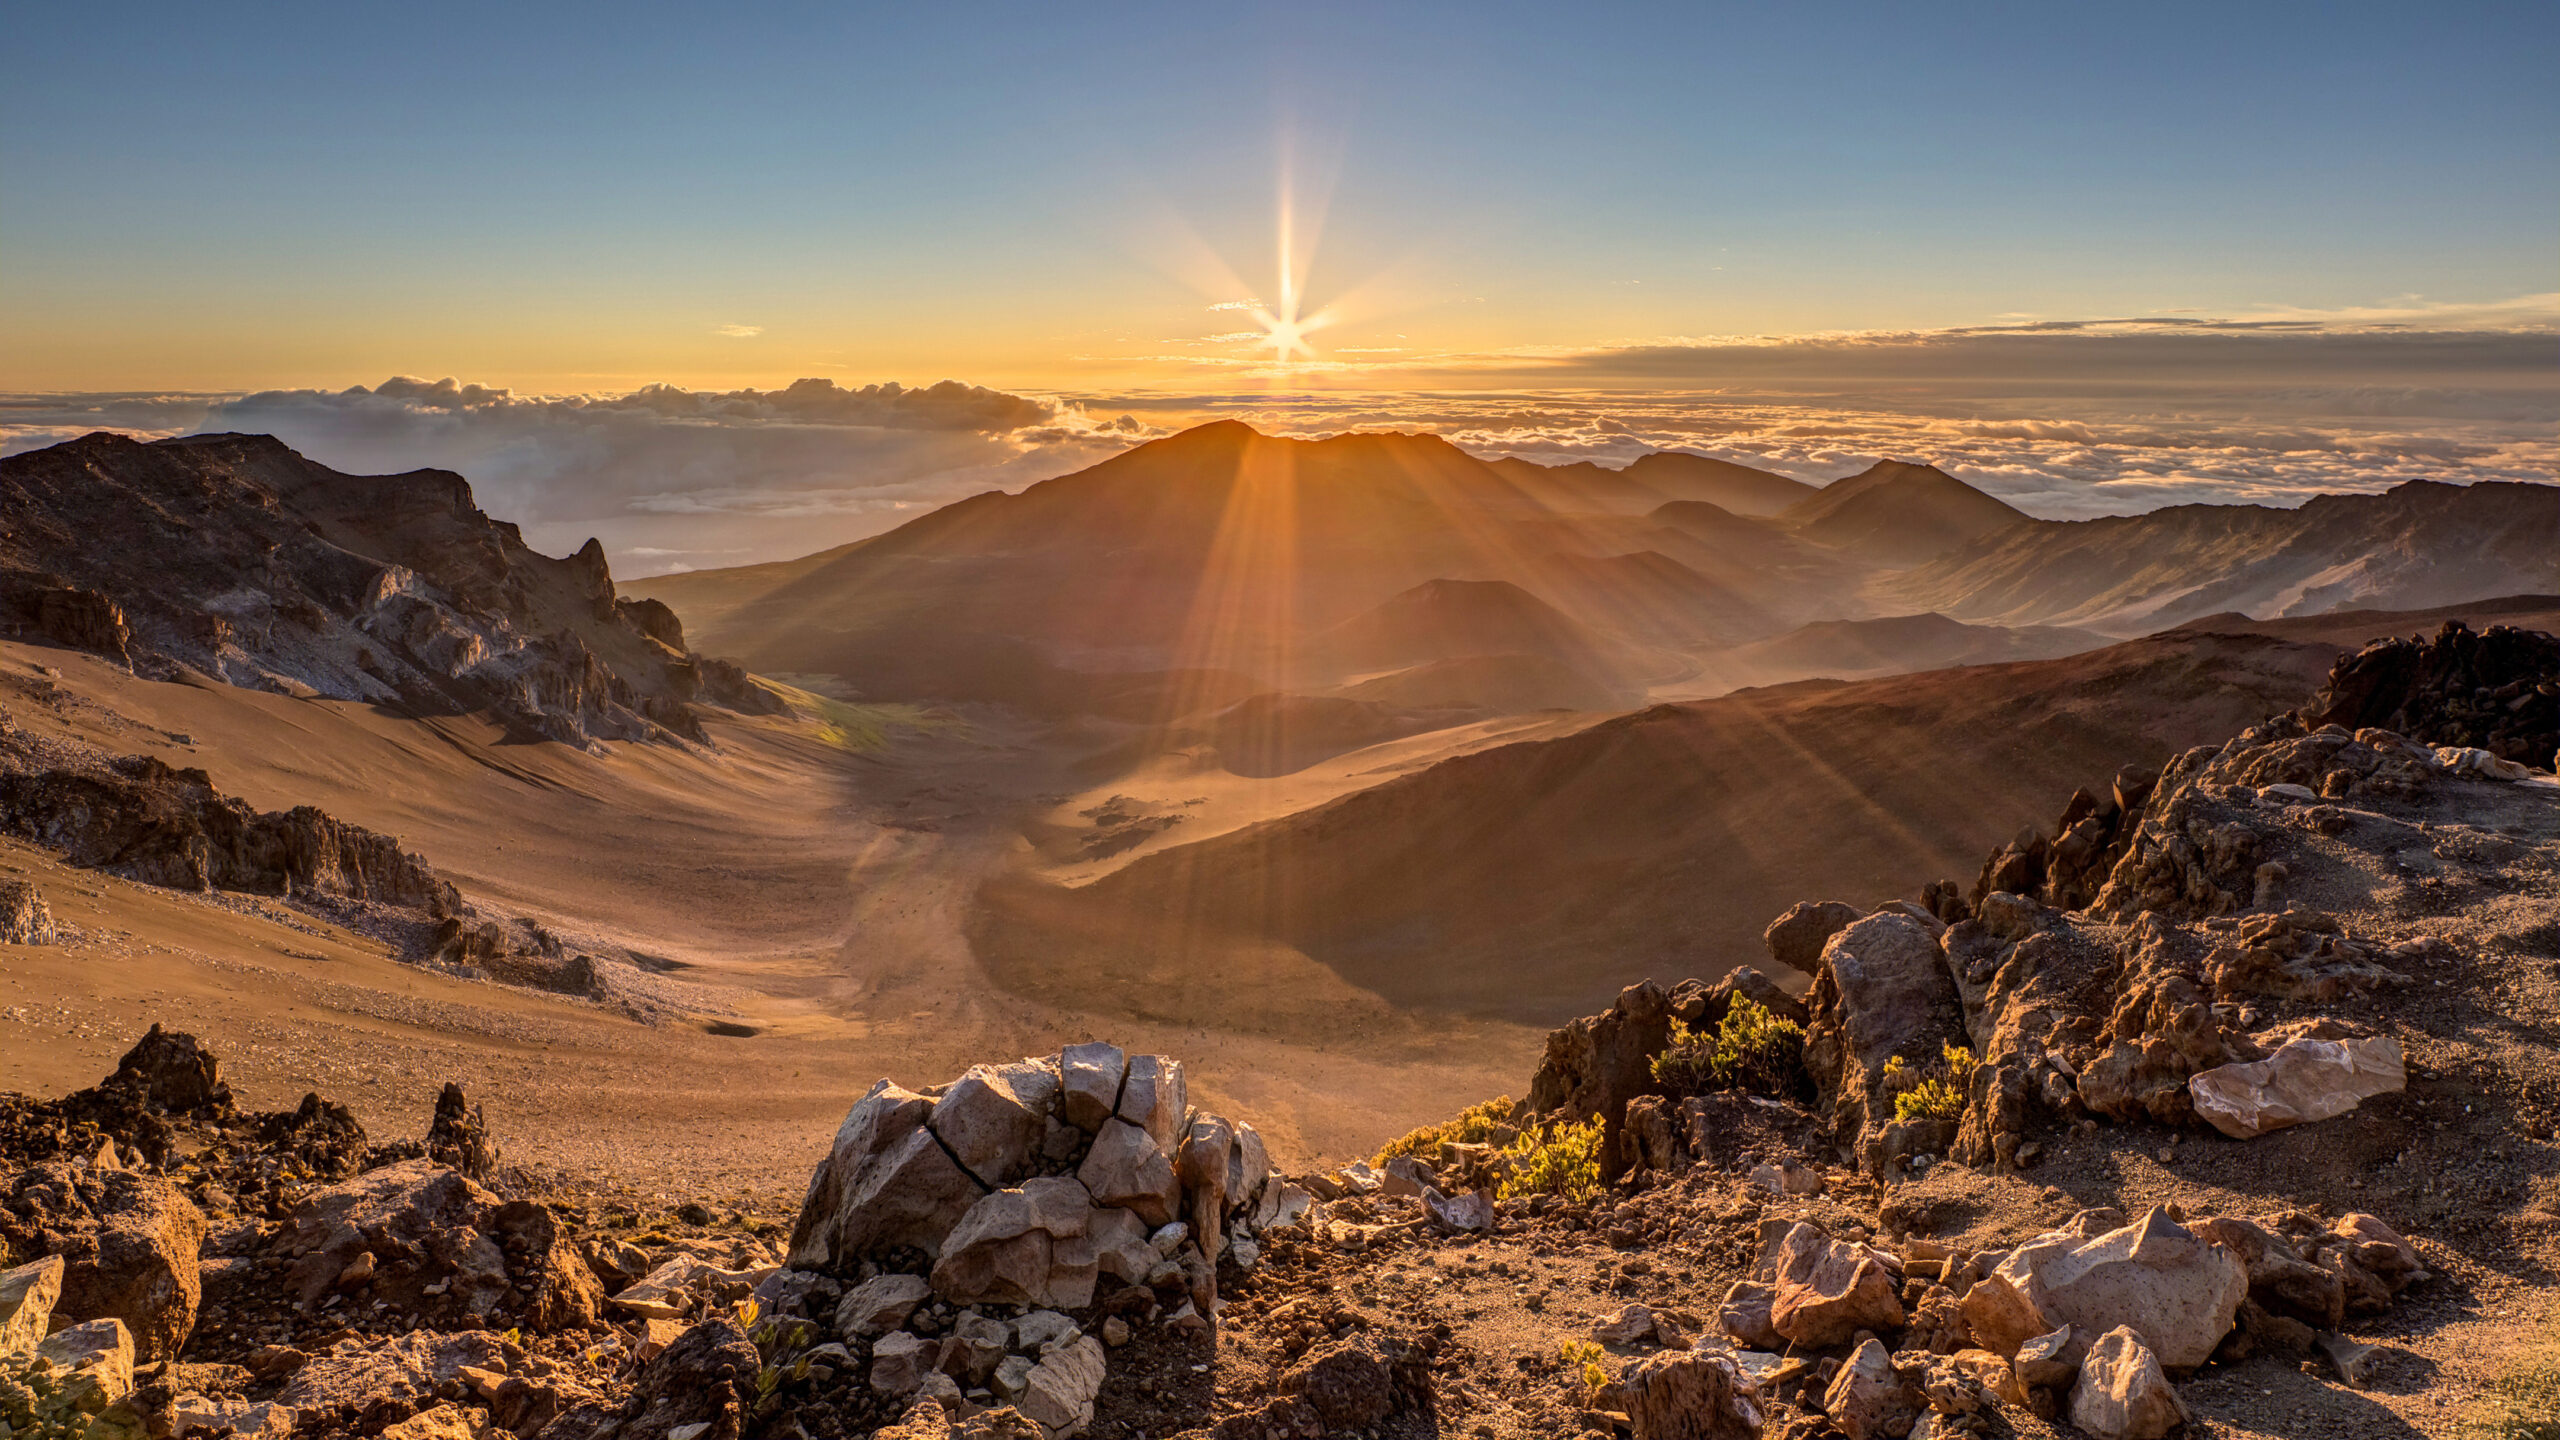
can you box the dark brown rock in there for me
[1763,901,1862,977]
[1524,981,1675,1183]
[274,1159,601,1332]
[1619,1348,1766,1439]
[0,1161,205,1361]
[425,1083,498,1181]
[536,1317,758,1440]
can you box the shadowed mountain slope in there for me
[1721,611,2110,683]
[972,623,2354,1023]
[1317,578,1624,676]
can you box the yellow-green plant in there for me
[2459,1314,2560,1439]
[1558,1340,1609,1395]
[1651,995,1807,1099]
[1497,1117,1604,1203]
[1889,1043,1978,1124]
[1373,1095,1514,1167]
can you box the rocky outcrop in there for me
[0,880,56,945]
[2069,1326,2190,1440]
[2307,619,2559,770]
[0,752,459,915]
[1523,981,1674,1181]
[1824,1338,1922,1440]
[1,1255,64,1354]
[1965,765,2157,915]
[535,1317,759,1440]
[423,1084,498,1181]
[1800,914,1966,1172]
[1211,1330,1436,1440]
[0,431,783,750]
[1770,1222,1904,1348]
[0,1162,205,1361]
[1761,901,1862,977]
[270,1160,602,1333]
[787,1044,1296,1321]
[1618,1348,1765,1440]
[0,740,589,990]
[1960,1207,2246,1371]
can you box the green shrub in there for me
[1887,1043,1977,1124]
[1651,996,1807,1100]
[1374,1095,1514,1168]
[1892,1076,1966,1123]
[1497,1117,1604,1203]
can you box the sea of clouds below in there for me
[1,373,2552,577]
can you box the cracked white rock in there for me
[2188,1036,2405,1140]
[0,1255,64,1355]
[1018,1333,1107,1437]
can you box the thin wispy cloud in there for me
[713,323,764,338]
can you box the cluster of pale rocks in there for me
[748,1042,1310,1436]
[2,1254,146,1440]
[1583,1200,2428,1440]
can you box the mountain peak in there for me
[1779,458,2028,565]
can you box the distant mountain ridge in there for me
[1894,478,2560,633]
[1722,611,2109,683]
[1485,450,1817,517]
[630,422,2031,715]
[1780,459,2032,565]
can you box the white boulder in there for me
[2188,1037,2404,1139]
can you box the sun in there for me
[1250,274,1330,365]
[1255,307,1317,364]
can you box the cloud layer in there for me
[0,378,1153,574]
[1136,389,2557,521]
[2,312,2550,576]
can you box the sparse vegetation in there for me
[764,676,954,752]
[1497,1117,1604,1203]
[1374,1095,1514,1167]
[1887,1042,1978,1124]
[1558,1339,1610,1396]
[2461,1318,2560,1440]
[1651,996,1807,1099]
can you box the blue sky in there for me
[5,0,2554,391]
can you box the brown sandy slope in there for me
[972,627,2350,1025]
[0,637,1544,1177]
[1336,653,1625,713]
